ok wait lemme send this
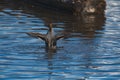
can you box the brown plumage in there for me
[27,24,64,49]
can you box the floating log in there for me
[24,0,106,15]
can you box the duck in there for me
[27,23,64,50]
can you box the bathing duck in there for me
[27,23,64,49]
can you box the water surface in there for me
[0,0,120,80]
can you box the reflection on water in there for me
[0,0,120,80]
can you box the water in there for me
[0,0,120,80]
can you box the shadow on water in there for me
[5,0,106,37]
[0,0,109,80]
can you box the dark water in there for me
[0,0,120,80]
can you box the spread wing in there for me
[55,35,64,40]
[26,32,46,41]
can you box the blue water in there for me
[0,0,120,80]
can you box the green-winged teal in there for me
[27,24,64,49]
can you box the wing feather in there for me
[27,32,46,41]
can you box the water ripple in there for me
[0,0,120,80]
